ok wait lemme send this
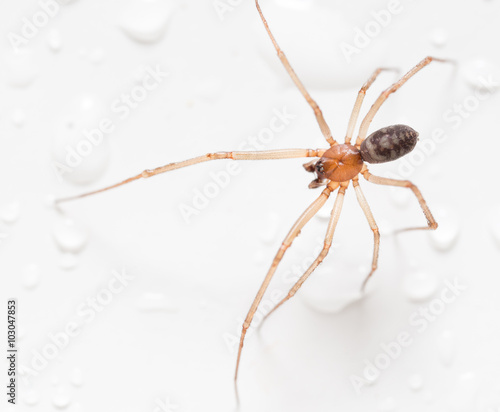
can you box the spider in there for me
[56,0,450,387]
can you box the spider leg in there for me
[255,0,336,146]
[362,168,438,232]
[234,181,337,382]
[356,56,451,146]
[352,177,380,291]
[345,68,399,144]
[55,148,326,204]
[259,181,346,326]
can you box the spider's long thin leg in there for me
[255,0,336,146]
[345,68,398,144]
[235,181,337,382]
[55,148,326,204]
[362,168,438,232]
[259,182,346,326]
[356,56,450,145]
[352,177,380,291]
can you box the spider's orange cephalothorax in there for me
[316,144,364,182]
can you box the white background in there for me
[1,0,500,411]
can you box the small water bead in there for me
[47,29,63,52]
[408,374,424,391]
[135,293,177,312]
[51,96,111,184]
[70,368,83,387]
[22,264,41,289]
[430,28,448,48]
[24,389,40,406]
[448,373,479,412]
[0,201,20,224]
[52,218,88,254]
[437,330,455,367]
[259,212,280,244]
[119,0,175,44]
[59,253,78,271]
[462,58,500,93]
[428,207,459,252]
[5,50,39,87]
[403,271,438,302]
[52,385,72,409]
[12,110,26,128]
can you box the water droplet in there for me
[48,29,63,52]
[259,212,280,244]
[448,372,479,412]
[5,50,39,87]
[12,110,26,128]
[488,206,500,247]
[59,253,78,270]
[88,48,106,64]
[70,368,83,387]
[389,187,411,208]
[403,271,438,302]
[462,58,500,92]
[24,389,40,405]
[51,95,111,184]
[430,28,448,47]
[0,201,20,224]
[22,264,41,289]
[378,397,397,411]
[119,0,175,43]
[52,386,71,409]
[437,330,455,366]
[135,293,177,312]
[428,207,459,252]
[52,218,88,254]
[408,374,423,391]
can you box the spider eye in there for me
[360,124,418,164]
[315,161,325,175]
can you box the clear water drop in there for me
[437,329,455,366]
[52,218,88,254]
[59,253,78,270]
[448,372,479,412]
[24,389,40,405]
[488,206,500,247]
[48,29,63,52]
[462,58,500,93]
[5,50,39,87]
[12,110,26,128]
[0,202,20,224]
[22,264,41,289]
[135,293,177,312]
[403,271,438,302]
[389,187,411,208]
[119,0,175,43]
[428,207,459,252]
[70,368,83,387]
[259,212,280,244]
[51,96,111,184]
[378,397,397,411]
[430,28,448,47]
[52,386,71,409]
[408,374,424,391]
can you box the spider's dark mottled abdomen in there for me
[360,124,418,164]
